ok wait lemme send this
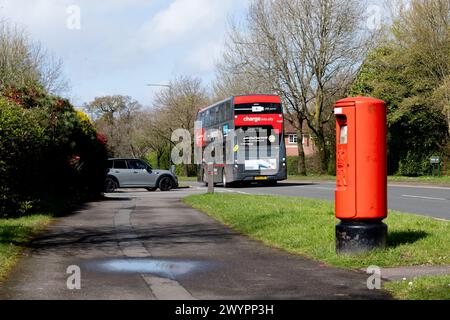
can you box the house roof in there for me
[284,120,297,133]
[284,119,311,134]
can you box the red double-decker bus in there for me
[195,94,287,186]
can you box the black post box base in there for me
[336,220,387,254]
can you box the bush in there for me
[397,151,444,177]
[287,156,300,175]
[287,155,331,176]
[143,150,171,170]
[143,151,197,177]
[0,88,108,217]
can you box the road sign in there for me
[430,156,440,164]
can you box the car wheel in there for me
[104,177,118,193]
[159,176,173,191]
[146,187,157,192]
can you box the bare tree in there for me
[0,21,69,94]
[217,0,372,174]
[152,76,210,176]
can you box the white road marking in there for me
[401,194,447,201]
[390,184,450,190]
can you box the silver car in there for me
[104,158,178,192]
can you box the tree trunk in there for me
[447,109,450,136]
[316,133,328,174]
[295,124,307,176]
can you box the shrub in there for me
[287,155,331,176]
[0,90,108,217]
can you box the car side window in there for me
[113,160,127,169]
[107,160,113,168]
[128,160,147,170]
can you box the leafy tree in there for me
[85,95,142,157]
[351,0,450,175]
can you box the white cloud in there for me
[182,40,224,73]
[137,0,232,51]
[0,0,249,104]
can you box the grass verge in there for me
[184,193,449,269]
[384,275,450,300]
[0,214,53,281]
[184,193,450,299]
[288,174,450,186]
[177,176,197,182]
[388,175,450,185]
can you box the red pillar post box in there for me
[334,97,388,253]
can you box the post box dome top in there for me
[334,96,385,108]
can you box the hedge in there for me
[0,86,108,217]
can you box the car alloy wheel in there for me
[104,177,117,193]
[159,176,173,191]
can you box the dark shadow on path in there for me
[25,224,236,252]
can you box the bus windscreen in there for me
[234,103,281,115]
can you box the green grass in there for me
[288,174,450,185]
[185,193,450,299]
[384,275,450,300]
[177,176,197,182]
[0,214,53,281]
[388,175,450,185]
[184,193,450,269]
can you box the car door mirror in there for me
[146,167,152,173]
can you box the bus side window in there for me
[205,110,210,127]
[223,102,229,121]
[215,107,220,125]
[198,112,204,126]
[219,104,225,123]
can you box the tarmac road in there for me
[0,188,390,300]
[186,180,450,220]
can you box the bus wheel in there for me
[203,170,208,186]
[222,171,229,188]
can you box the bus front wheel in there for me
[222,171,229,188]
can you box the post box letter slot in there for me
[336,115,347,145]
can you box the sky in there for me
[0,0,250,107]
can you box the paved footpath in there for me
[0,188,390,300]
